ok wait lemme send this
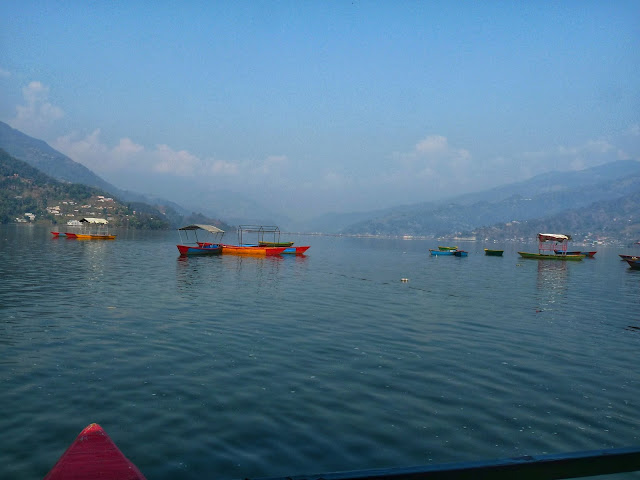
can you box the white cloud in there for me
[153,144,201,176]
[209,159,239,175]
[12,81,64,137]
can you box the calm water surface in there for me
[1,225,639,479]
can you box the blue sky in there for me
[1,1,639,221]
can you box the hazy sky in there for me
[1,1,639,220]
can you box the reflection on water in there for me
[534,260,569,311]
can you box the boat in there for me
[619,254,639,261]
[453,250,468,257]
[625,258,640,270]
[484,249,504,256]
[220,244,287,256]
[430,249,456,256]
[438,245,458,251]
[65,218,116,240]
[518,233,583,261]
[44,423,147,480]
[258,241,295,247]
[176,224,224,255]
[224,225,309,255]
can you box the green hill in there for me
[1,148,170,228]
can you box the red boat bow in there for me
[44,423,146,480]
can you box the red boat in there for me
[176,224,224,256]
[44,423,146,480]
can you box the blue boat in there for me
[453,250,468,257]
[429,249,456,256]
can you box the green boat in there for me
[518,233,584,261]
[518,251,583,261]
[484,249,504,256]
[438,245,458,251]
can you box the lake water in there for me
[1,225,639,479]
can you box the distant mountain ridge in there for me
[338,160,640,239]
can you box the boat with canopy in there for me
[518,233,584,261]
[176,224,224,255]
[223,225,310,255]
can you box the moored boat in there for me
[430,249,456,256]
[484,248,504,256]
[44,423,146,480]
[176,224,224,255]
[625,258,640,270]
[220,244,287,256]
[65,218,115,240]
[518,251,584,261]
[438,245,458,251]
[519,233,583,261]
[453,250,468,257]
[227,225,309,255]
[619,254,639,261]
[258,241,295,247]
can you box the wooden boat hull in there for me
[44,423,146,480]
[63,232,78,238]
[625,259,640,270]
[453,250,468,257]
[619,254,639,261]
[177,244,222,255]
[281,245,310,254]
[75,234,117,240]
[438,246,458,251]
[556,250,597,257]
[259,241,295,247]
[518,252,583,261]
[221,244,286,256]
[484,249,504,256]
[430,249,455,255]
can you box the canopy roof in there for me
[80,217,108,224]
[538,233,571,242]
[178,224,225,234]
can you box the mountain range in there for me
[0,120,638,241]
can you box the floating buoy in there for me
[401,278,409,282]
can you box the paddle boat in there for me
[518,233,583,261]
[484,248,504,256]
[176,224,225,255]
[44,423,146,480]
[65,218,116,240]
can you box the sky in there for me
[1,1,639,222]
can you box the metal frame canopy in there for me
[237,225,281,245]
[178,224,225,234]
[177,224,225,245]
[537,233,572,254]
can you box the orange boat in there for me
[63,218,116,240]
[220,244,286,256]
